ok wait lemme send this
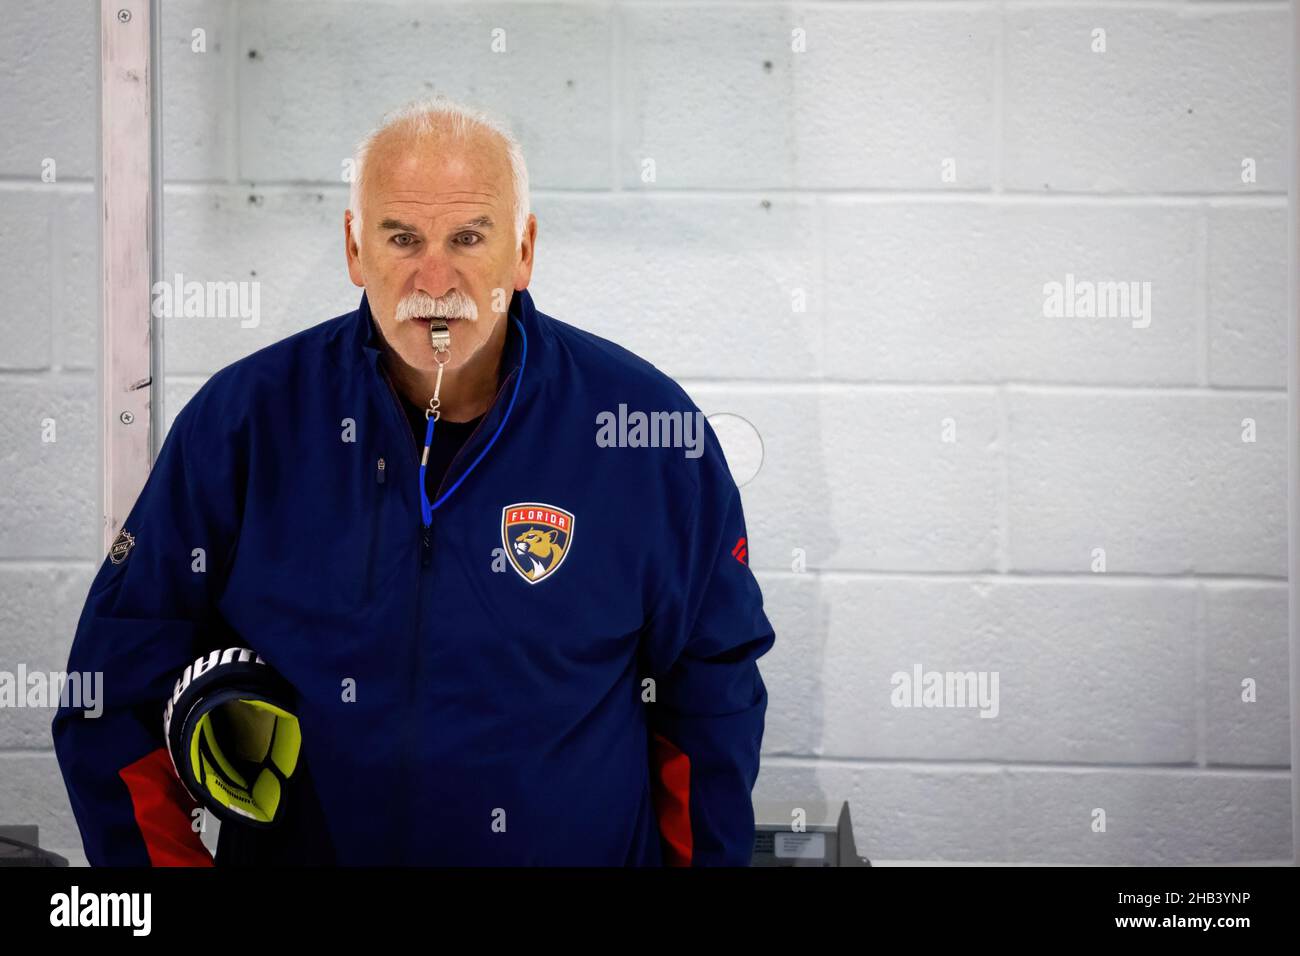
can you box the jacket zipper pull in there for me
[376,456,386,484]
[421,523,432,567]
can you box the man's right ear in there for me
[344,211,364,287]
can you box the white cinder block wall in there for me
[0,0,1290,864]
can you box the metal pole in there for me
[149,0,165,462]
[98,0,156,554]
[1289,0,1299,868]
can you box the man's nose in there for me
[410,245,458,298]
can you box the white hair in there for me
[348,95,530,250]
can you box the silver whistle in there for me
[429,318,451,353]
[426,318,451,421]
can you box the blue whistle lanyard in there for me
[417,316,528,528]
[418,412,438,527]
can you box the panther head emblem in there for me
[513,529,565,581]
[501,503,575,585]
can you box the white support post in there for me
[99,0,157,554]
[1289,0,1299,869]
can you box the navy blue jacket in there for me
[52,289,775,866]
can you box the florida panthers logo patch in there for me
[502,502,574,585]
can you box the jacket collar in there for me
[341,287,543,509]
[353,286,536,385]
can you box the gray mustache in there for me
[396,292,478,322]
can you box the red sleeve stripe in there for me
[118,747,215,867]
[649,731,693,866]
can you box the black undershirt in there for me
[398,394,484,499]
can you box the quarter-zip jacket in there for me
[52,288,775,866]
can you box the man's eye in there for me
[456,233,482,246]
[391,234,416,247]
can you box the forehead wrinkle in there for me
[384,188,498,201]
[377,193,499,218]
[378,188,499,225]
[379,199,493,213]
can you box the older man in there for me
[53,96,775,866]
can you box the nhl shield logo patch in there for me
[108,528,135,565]
[502,502,574,585]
